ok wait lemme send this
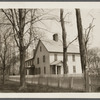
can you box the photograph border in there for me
[0,1,100,99]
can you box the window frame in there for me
[44,67,46,74]
[73,66,76,73]
[40,46,42,52]
[43,55,45,62]
[37,57,39,64]
[72,54,75,62]
[54,53,57,61]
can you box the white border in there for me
[0,2,100,8]
[0,1,100,98]
[0,93,100,98]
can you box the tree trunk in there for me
[60,9,68,74]
[18,9,26,91]
[2,68,5,84]
[75,9,88,91]
[19,47,26,90]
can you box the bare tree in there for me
[60,9,68,74]
[60,9,78,74]
[75,8,96,92]
[75,9,88,91]
[1,9,52,90]
[87,48,100,75]
[0,27,12,84]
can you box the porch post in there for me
[27,69,29,75]
[55,65,57,75]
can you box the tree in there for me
[87,48,100,75]
[0,27,12,84]
[1,9,51,90]
[60,9,68,74]
[75,9,88,91]
[60,9,77,74]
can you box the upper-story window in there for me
[73,66,76,73]
[66,54,68,61]
[44,67,46,74]
[43,55,45,62]
[72,54,75,62]
[40,46,42,52]
[54,54,57,61]
[37,57,39,64]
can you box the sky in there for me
[40,9,100,49]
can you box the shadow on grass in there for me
[0,80,84,93]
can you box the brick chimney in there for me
[53,34,58,42]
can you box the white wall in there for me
[49,53,82,74]
[50,53,63,63]
[34,41,50,75]
[67,54,82,74]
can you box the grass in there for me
[0,80,84,93]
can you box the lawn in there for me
[0,80,84,92]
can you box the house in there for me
[25,58,35,75]
[25,34,82,75]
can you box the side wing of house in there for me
[34,40,50,75]
[25,58,35,75]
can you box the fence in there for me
[89,75,100,92]
[9,75,85,91]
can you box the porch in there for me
[50,60,63,75]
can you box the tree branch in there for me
[67,36,78,48]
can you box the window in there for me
[37,58,39,64]
[54,54,57,61]
[72,55,75,62]
[30,60,32,66]
[43,55,45,62]
[28,61,30,66]
[44,67,46,74]
[73,66,76,73]
[39,68,41,74]
[66,54,68,61]
[40,46,42,52]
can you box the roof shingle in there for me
[41,39,80,53]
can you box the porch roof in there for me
[50,60,63,66]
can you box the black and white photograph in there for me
[0,2,100,98]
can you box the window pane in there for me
[73,66,76,73]
[43,55,45,62]
[72,55,75,62]
[40,46,42,51]
[54,54,57,61]
[44,67,46,74]
[37,58,39,64]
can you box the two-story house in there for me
[26,34,82,75]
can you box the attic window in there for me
[40,46,42,52]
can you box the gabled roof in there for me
[41,39,80,53]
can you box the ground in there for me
[0,80,84,92]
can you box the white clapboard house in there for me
[25,34,82,76]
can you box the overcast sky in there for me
[40,9,100,49]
